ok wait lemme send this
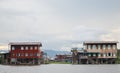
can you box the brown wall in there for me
[85,43,117,58]
[10,45,42,59]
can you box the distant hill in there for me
[0,50,9,54]
[43,50,71,57]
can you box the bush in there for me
[117,56,120,64]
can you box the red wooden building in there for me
[9,42,42,65]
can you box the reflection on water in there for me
[0,64,120,73]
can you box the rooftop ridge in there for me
[9,42,42,46]
[83,41,119,43]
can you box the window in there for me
[103,53,106,57]
[92,45,96,49]
[93,54,96,56]
[25,53,28,56]
[103,45,106,50]
[30,46,33,50]
[113,53,116,57]
[88,45,91,49]
[25,46,28,50]
[21,53,24,56]
[98,45,101,50]
[88,54,91,56]
[37,53,40,56]
[108,45,111,49]
[30,53,33,56]
[108,53,111,56]
[112,45,116,49]
[98,54,101,57]
[21,46,24,50]
[35,46,37,50]
[18,53,20,56]
[12,46,15,50]
[111,53,113,56]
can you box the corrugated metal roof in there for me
[83,41,118,44]
[9,42,42,46]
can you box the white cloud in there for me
[100,28,120,48]
[0,0,53,13]
[71,43,83,48]
[60,47,71,52]
[0,0,120,51]
[56,34,73,40]
[0,0,73,35]
[100,28,120,41]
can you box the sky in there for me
[0,0,120,51]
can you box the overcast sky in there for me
[0,0,120,51]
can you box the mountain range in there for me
[43,50,71,57]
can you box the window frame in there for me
[103,53,106,57]
[108,45,111,49]
[25,53,28,56]
[21,46,24,50]
[103,45,106,50]
[25,46,28,50]
[11,46,15,50]
[88,45,91,50]
[92,45,96,49]
[98,53,101,57]
[30,46,33,50]
[112,45,116,49]
[98,45,101,50]
[34,46,38,50]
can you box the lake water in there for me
[0,64,120,73]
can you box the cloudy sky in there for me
[0,0,120,51]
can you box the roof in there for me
[83,41,119,44]
[9,42,42,46]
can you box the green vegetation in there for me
[117,56,120,64]
[117,50,120,64]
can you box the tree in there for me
[117,49,120,64]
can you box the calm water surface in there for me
[0,64,120,73]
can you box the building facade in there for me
[72,41,118,64]
[9,42,42,65]
[0,52,10,64]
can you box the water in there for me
[0,64,120,73]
